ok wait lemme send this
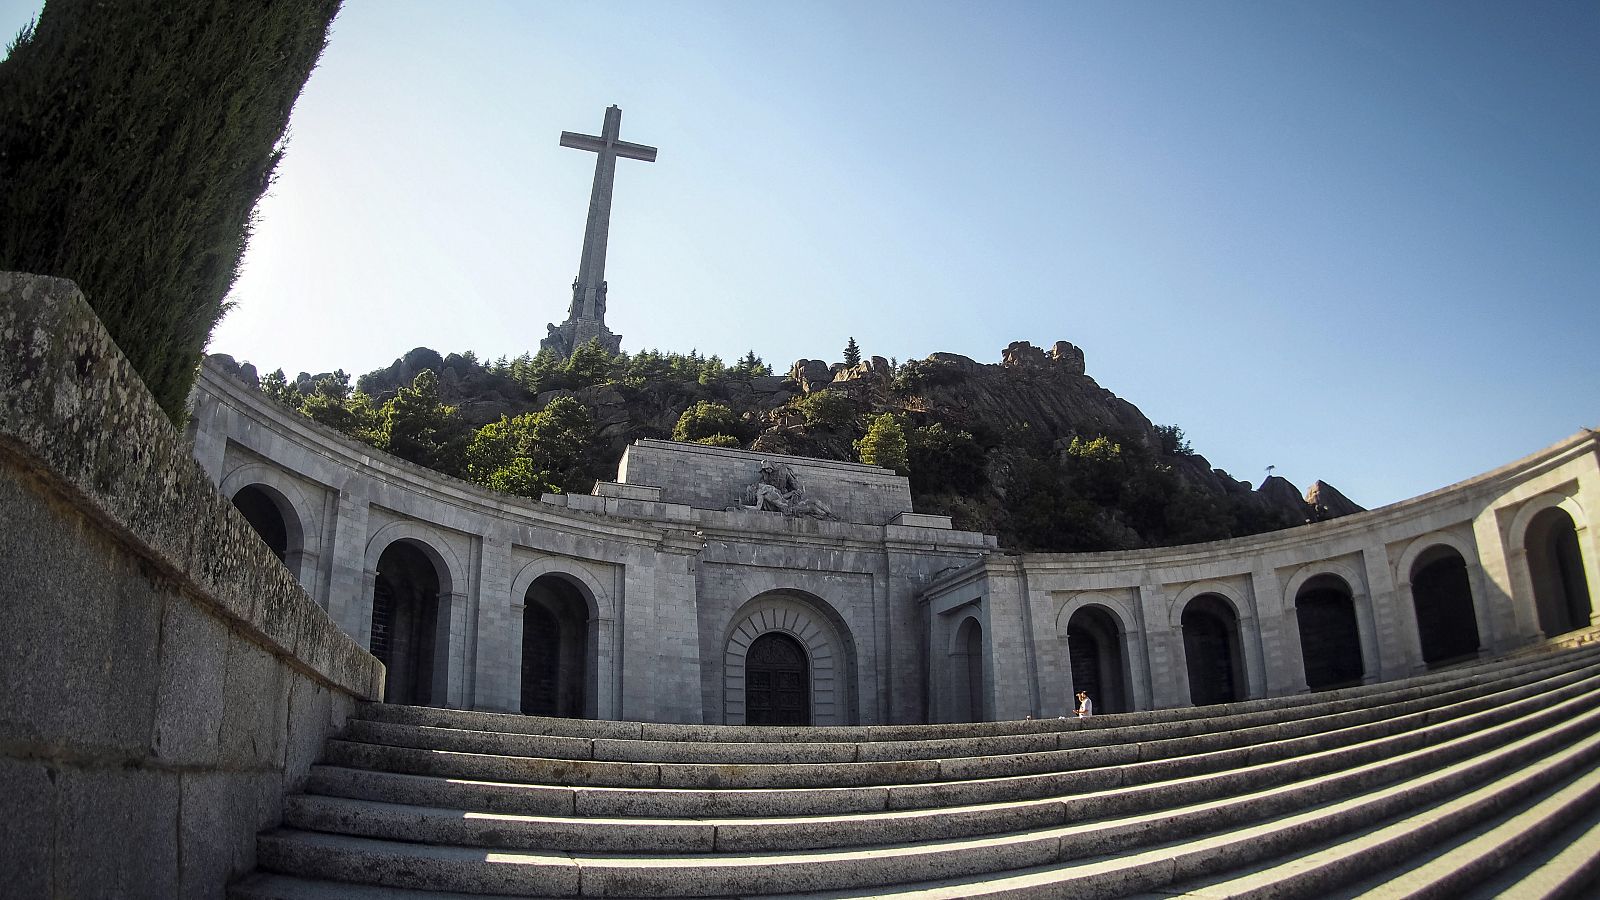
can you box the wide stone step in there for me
[1326,763,1600,899]
[303,672,1600,825]
[335,654,1600,774]
[1134,727,1600,900]
[759,714,1600,898]
[353,640,1600,746]
[351,642,1600,748]
[256,694,1600,895]
[1461,799,1600,900]
[320,666,1600,794]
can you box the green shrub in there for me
[673,400,742,443]
[795,390,856,428]
[856,413,909,474]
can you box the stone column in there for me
[1364,544,1420,678]
[617,531,703,723]
[1473,514,1532,650]
[325,483,373,641]
[1138,579,1186,708]
[470,535,518,713]
[982,562,1032,721]
[1250,566,1304,697]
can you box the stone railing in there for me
[0,272,384,897]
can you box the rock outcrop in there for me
[1307,480,1365,521]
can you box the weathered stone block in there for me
[153,594,230,765]
[220,632,291,769]
[177,771,258,900]
[0,758,56,897]
[0,472,162,755]
[55,766,180,900]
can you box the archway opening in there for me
[1295,574,1364,690]
[950,616,986,722]
[1182,593,1244,706]
[522,574,591,718]
[1526,506,1592,637]
[1410,545,1480,666]
[232,484,289,563]
[371,541,443,706]
[1066,605,1128,714]
[744,632,811,726]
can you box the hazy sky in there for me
[4,1,1596,508]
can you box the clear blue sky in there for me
[4,1,1596,508]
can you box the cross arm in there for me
[612,140,658,162]
[560,131,605,152]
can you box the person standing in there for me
[1075,690,1094,718]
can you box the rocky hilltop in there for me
[217,338,1360,551]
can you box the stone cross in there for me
[559,105,656,325]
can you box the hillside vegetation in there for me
[215,337,1361,552]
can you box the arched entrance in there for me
[745,632,811,725]
[1066,605,1128,713]
[1410,545,1480,666]
[371,540,444,706]
[950,616,986,722]
[232,484,290,563]
[1295,574,1365,690]
[1182,594,1245,706]
[521,574,591,718]
[723,591,858,726]
[1526,507,1593,637]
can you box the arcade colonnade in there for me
[923,434,1600,721]
[191,363,1598,725]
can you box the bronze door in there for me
[745,632,810,726]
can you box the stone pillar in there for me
[981,562,1032,721]
[471,536,518,713]
[1364,544,1419,678]
[1250,566,1304,697]
[325,484,373,642]
[1138,579,1186,708]
[1472,513,1530,651]
[186,389,229,483]
[618,531,703,723]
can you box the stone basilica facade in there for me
[188,360,1600,726]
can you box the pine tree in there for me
[0,0,341,421]
[856,413,909,474]
[843,337,862,367]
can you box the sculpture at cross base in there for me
[542,105,656,358]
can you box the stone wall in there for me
[923,430,1600,721]
[0,272,383,899]
[618,438,915,525]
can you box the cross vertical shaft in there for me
[542,105,656,357]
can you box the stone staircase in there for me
[231,642,1600,899]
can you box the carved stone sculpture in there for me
[742,461,838,520]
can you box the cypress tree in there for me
[0,0,341,421]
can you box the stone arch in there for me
[949,615,987,723]
[363,521,468,708]
[219,463,321,594]
[723,591,858,726]
[1393,530,1487,668]
[1054,591,1150,713]
[1062,603,1131,714]
[508,558,618,720]
[1177,591,1247,706]
[1523,506,1593,637]
[1509,493,1595,639]
[1168,580,1265,703]
[1292,572,1365,690]
[1408,543,1482,667]
[363,520,464,598]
